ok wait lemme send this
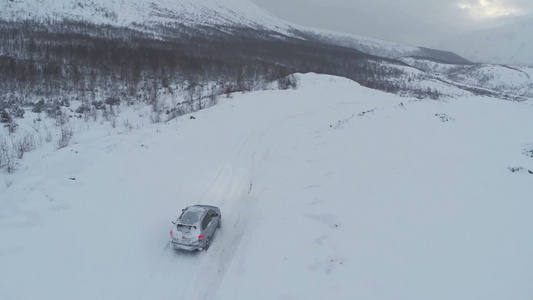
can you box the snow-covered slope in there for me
[301,27,471,64]
[1,0,294,34]
[438,18,533,66]
[1,73,533,299]
[400,57,533,97]
[0,0,471,65]
[301,27,421,59]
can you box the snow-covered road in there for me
[1,74,533,300]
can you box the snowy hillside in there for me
[1,0,294,34]
[301,28,421,59]
[400,57,533,97]
[0,0,471,65]
[438,18,533,66]
[1,74,532,299]
[301,27,471,64]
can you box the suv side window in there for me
[202,214,212,230]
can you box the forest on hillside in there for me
[0,19,440,122]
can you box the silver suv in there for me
[170,205,221,251]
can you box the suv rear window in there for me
[179,209,203,225]
[177,224,196,232]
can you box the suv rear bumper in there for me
[170,240,201,251]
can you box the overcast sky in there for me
[250,0,533,47]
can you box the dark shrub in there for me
[105,97,121,106]
[32,99,45,113]
[75,105,91,114]
[1,109,11,123]
[10,106,25,118]
[92,101,105,110]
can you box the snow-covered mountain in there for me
[1,0,293,34]
[438,18,533,66]
[400,57,533,98]
[299,27,471,65]
[1,0,469,65]
[1,0,532,101]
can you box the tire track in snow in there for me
[136,241,199,300]
[181,131,263,300]
[138,131,263,300]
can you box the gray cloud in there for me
[250,0,532,47]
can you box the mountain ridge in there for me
[0,0,531,104]
[2,0,469,65]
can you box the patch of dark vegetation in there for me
[435,113,455,122]
[508,166,533,174]
[413,47,473,65]
[358,109,376,117]
[523,148,533,158]
[508,167,524,173]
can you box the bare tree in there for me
[28,117,41,133]
[0,137,6,168]
[56,109,73,149]
[12,132,37,159]
[0,137,16,173]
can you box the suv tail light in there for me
[170,230,173,236]
[198,234,204,241]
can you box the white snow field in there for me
[1,74,533,300]
[1,0,294,35]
